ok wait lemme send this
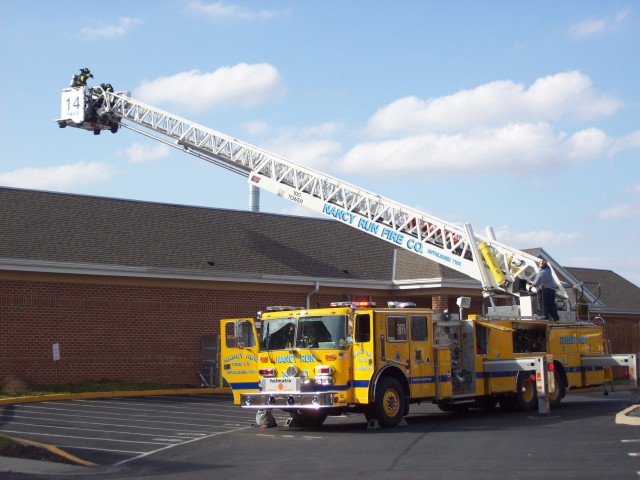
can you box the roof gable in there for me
[565,267,640,313]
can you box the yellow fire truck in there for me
[57,82,639,428]
[221,300,637,428]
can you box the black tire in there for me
[289,409,328,427]
[374,377,406,428]
[437,403,470,413]
[474,396,498,411]
[549,369,565,408]
[498,394,518,412]
[363,406,376,422]
[515,372,537,412]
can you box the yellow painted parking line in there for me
[7,435,97,467]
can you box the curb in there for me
[0,387,230,406]
[7,435,97,466]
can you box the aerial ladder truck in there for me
[58,83,638,428]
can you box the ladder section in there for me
[88,90,560,300]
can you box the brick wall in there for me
[1,278,427,387]
[3,276,636,386]
[0,278,326,387]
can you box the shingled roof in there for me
[1,187,471,287]
[565,267,640,314]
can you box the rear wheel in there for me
[374,377,405,428]
[515,372,537,412]
[548,369,565,408]
[474,396,498,411]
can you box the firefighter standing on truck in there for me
[530,257,559,321]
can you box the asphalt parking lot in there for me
[0,393,267,466]
[2,390,640,479]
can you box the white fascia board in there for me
[0,258,394,290]
[392,277,482,290]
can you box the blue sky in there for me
[1,1,639,287]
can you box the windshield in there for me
[260,314,348,351]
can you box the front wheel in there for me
[289,409,328,428]
[374,377,406,428]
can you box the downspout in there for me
[392,249,397,282]
[306,281,320,309]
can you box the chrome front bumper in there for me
[240,391,340,409]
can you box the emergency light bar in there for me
[330,301,377,308]
[264,306,305,312]
[387,301,417,308]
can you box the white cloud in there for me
[339,123,609,176]
[367,71,621,136]
[185,0,285,20]
[563,128,610,161]
[597,182,640,221]
[265,122,344,169]
[610,129,640,156]
[243,121,268,136]
[597,203,640,220]
[570,19,607,38]
[135,63,285,112]
[0,162,113,189]
[122,143,171,163]
[278,122,343,141]
[267,138,342,170]
[493,225,581,249]
[80,17,143,39]
[347,71,627,177]
[569,11,628,38]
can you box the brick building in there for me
[1,187,638,387]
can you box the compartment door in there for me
[409,314,436,398]
[435,348,453,398]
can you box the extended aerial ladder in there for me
[57,85,570,318]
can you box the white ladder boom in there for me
[57,87,568,306]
